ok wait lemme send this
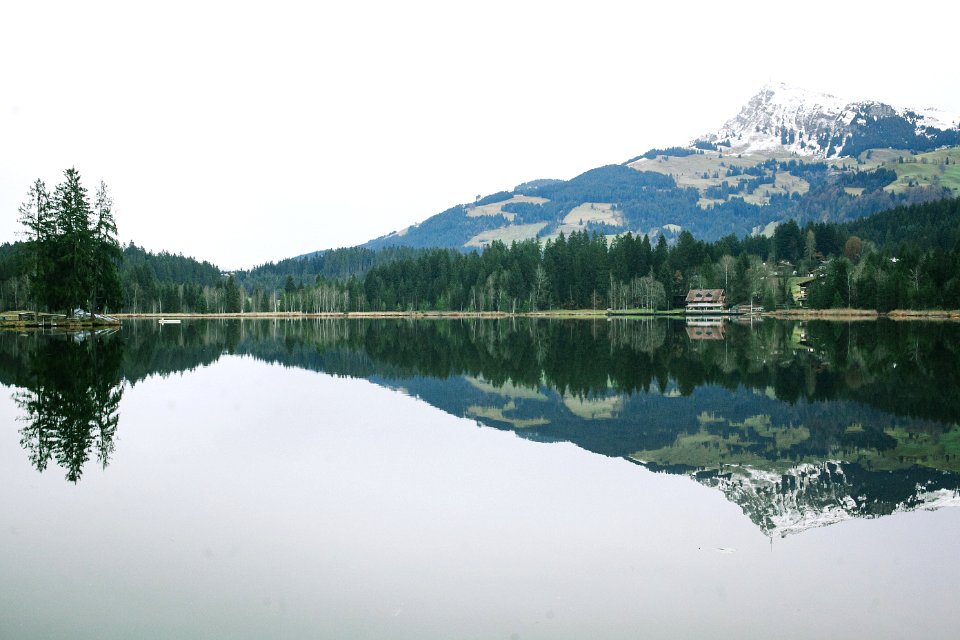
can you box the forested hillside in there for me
[118,243,224,313]
[4,197,958,315]
[346,197,960,313]
[235,245,427,292]
[1,240,225,314]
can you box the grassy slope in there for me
[464,222,547,247]
[885,147,960,194]
[466,195,549,221]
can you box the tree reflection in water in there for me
[13,331,123,482]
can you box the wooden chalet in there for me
[685,288,726,314]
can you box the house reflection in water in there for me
[685,318,725,340]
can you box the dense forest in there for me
[356,196,960,313]
[3,194,959,314]
[234,245,428,292]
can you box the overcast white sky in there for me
[2,1,958,269]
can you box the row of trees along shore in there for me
[252,196,960,313]
[3,186,960,314]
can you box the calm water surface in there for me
[1,318,958,639]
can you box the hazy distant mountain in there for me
[356,83,960,253]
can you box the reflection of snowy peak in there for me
[695,461,960,537]
[700,82,960,158]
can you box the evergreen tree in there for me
[732,253,752,304]
[50,168,95,313]
[804,229,817,267]
[17,179,53,310]
[90,181,122,313]
[224,275,243,313]
[772,220,802,263]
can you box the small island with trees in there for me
[3,168,121,328]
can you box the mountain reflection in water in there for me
[2,317,958,535]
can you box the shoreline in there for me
[113,311,515,319]
[5,308,960,329]
[767,308,960,321]
[109,308,960,321]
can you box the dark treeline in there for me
[2,238,250,315]
[2,239,429,314]
[804,197,960,310]
[359,227,768,312]
[118,243,223,314]
[623,147,704,163]
[357,197,960,312]
[233,245,428,303]
[4,189,959,314]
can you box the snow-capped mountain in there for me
[699,82,960,158]
[347,82,960,253]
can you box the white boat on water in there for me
[158,318,182,325]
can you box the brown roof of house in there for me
[685,288,725,303]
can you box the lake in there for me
[1,318,959,639]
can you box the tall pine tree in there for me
[50,167,94,312]
[90,181,122,313]
[17,179,53,310]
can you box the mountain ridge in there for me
[697,82,960,158]
[345,83,960,254]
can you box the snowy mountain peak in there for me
[753,82,847,114]
[698,83,960,158]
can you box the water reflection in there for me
[2,318,959,533]
[10,330,124,482]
